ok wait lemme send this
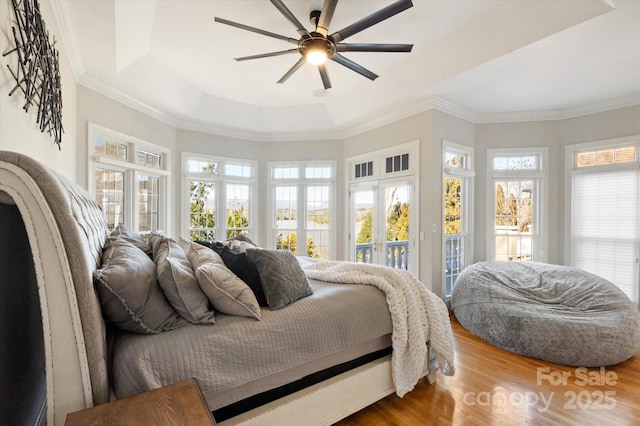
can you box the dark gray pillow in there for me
[153,236,215,324]
[245,248,313,310]
[95,239,188,334]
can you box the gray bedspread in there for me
[111,279,392,406]
[452,261,640,366]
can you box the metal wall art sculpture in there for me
[3,0,63,149]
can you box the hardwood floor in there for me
[336,315,640,426]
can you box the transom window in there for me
[575,146,636,168]
[88,123,170,234]
[493,154,538,170]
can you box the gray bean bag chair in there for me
[451,261,640,366]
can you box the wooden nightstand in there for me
[65,378,215,425]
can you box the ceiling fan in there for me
[215,0,414,90]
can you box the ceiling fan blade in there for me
[318,63,332,90]
[235,49,299,61]
[269,0,311,38]
[215,17,299,45]
[277,57,307,84]
[330,0,413,43]
[336,43,413,53]
[330,53,378,81]
[316,0,339,37]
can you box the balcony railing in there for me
[445,234,463,297]
[355,240,409,270]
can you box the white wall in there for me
[560,105,640,146]
[0,0,77,180]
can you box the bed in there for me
[0,150,454,425]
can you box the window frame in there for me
[486,147,548,263]
[443,141,475,298]
[181,152,257,242]
[88,122,170,234]
[345,141,420,274]
[564,135,640,265]
[268,160,336,259]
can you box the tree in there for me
[356,210,373,244]
[395,203,410,241]
[495,183,507,226]
[307,235,318,258]
[226,206,249,238]
[189,180,215,240]
[189,163,217,240]
[276,231,318,257]
[277,232,297,254]
[445,178,461,235]
[386,201,409,241]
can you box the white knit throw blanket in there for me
[302,261,455,397]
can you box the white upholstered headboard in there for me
[0,151,109,424]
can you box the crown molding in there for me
[177,119,343,143]
[75,71,640,140]
[78,74,178,127]
[561,92,640,119]
[50,0,84,81]
[475,110,564,124]
[474,92,640,124]
[341,96,479,139]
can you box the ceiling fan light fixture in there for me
[306,48,328,65]
[303,37,330,65]
[215,0,415,88]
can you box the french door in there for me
[350,179,415,273]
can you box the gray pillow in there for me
[110,223,152,255]
[95,239,188,334]
[180,239,261,320]
[226,234,257,246]
[153,236,215,324]
[245,248,313,310]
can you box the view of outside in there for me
[353,190,374,263]
[494,180,533,261]
[274,185,330,259]
[188,161,251,241]
[95,167,124,232]
[137,175,159,232]
[354,185,410,269]
[444,177,462,296]
[225,183,250,239]
[189,179,216,241]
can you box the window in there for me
[88,123,169,233]
[567,137,639,304]
[183,153,256,242]
[270,162,335,259]
[443,142,474,298]
[487,148,548,262]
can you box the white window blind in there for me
[571,169,639,302]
